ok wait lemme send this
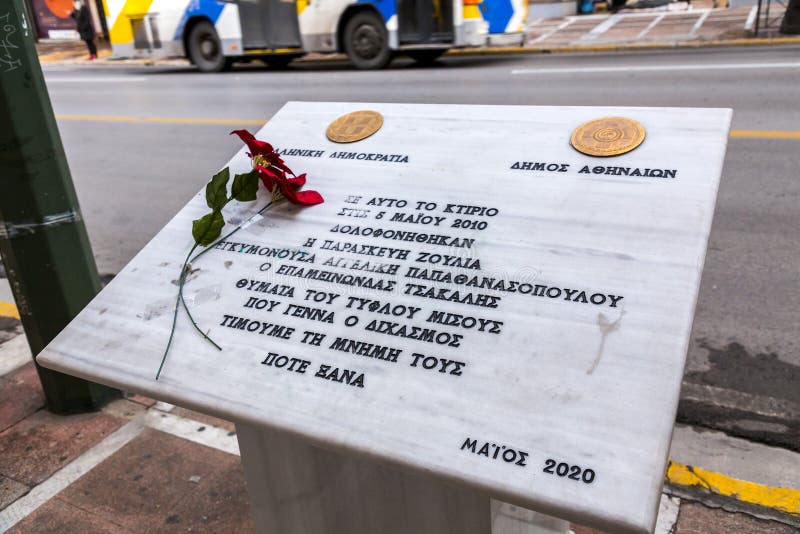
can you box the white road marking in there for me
[511,62,800,75]
[44,77,147,83]
[0,404,240,532]
[530,18,576,44]
[154,401,175,412]
[580,15,621,41]
[0,420,144,532]
[745,5,758,31]
[0,336,31,378]
[655,495,681,534]
[144,409,240,456]
[637,14,665,39]
[690,10,712,36]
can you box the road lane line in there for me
[730,130,800,139]
[511,62,800,75]
[45,77,147,83]
[667,461,800,514]
[55,114,266,126]
[52,115,800,139]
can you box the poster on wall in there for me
[29,0,82,39]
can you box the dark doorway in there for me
[398,0,454,44]
[238,0,302,49]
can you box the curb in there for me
[445,36,800,56]
[0,301,19,320]
[36,36,800,67]
[667,461,800,519]
[678,381,800,454]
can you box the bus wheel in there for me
[407,49,447,65]
[187,21,230,72]
[344,11,391,70]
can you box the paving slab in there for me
[0,362,44,433]
[102,398,149,421]
[7,496,130,533]
[0,476,29,510]
[56,428,244,532]
[156,459,254,533]
[125,393,157,408]
[675,501,797,533]
[0,410,122,486]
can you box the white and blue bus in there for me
[102,0,524,71]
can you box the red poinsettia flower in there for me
[230,130,323,205]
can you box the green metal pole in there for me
[0,0,120,413]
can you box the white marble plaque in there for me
[38,102,731,534]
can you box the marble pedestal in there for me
[236,423,568,534]
[38,102,732,534]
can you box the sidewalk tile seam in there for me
[0,420,144,532]
[53,496,132,531]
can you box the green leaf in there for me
[205,168,230,211]
[192,210,225,246]
[231,170,260,202]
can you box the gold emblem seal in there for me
[570,117,646,157]
[326,110,384,143]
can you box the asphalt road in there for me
[41,44,800,449]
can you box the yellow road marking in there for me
[51,116,800,140]
[667,461,800,515]
[0,302,20,320]
[730,130,800,139]
[55,114,266,126]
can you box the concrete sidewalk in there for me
[36,3,795,68]
[1,286,799,532]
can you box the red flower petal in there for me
[230,130,273,155]
[293,189,324,205]
[286,173,306,189]
[255,165,279,192]
[235,132,323,207]
[269,156,294,176]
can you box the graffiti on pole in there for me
[0,12,22,73]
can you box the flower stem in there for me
[156,244,196,380]
[189,201,275,264]
[179,272,223,351]
[156,200,278,380]
[178,201,277,348]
